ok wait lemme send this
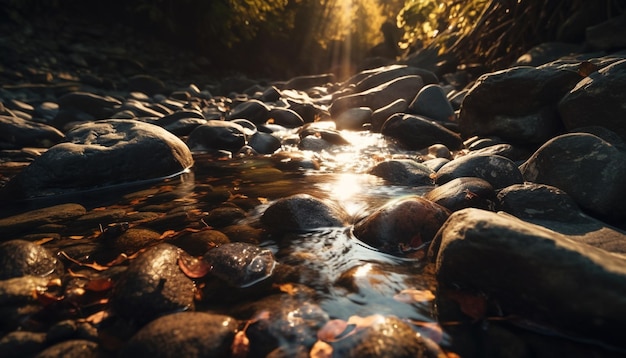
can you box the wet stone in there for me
[329,315,430,358]
[260,194,348,233]
[0,331,46,358]
[35,339,101,358]
[0,203,87,237]
[110,227,162,255]
[435,153,523,190]
[203,205,247,228]
[408,84,455,122]
[119,311,238,358]
[0,240,60,280]
[172,229,230,256]
[0,115,65,149]
[186,120,247,154]
[368,159,435,186]
[381,113,463,151]
[203,242,276,288]
[353,196,450,256]
[110,243,195,324]
[424,177,496,212]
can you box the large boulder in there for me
[431,208,626,349]
[558,59,626,142]
[459,65,582,147]
[0,119,193,199]
[519,129,626,222]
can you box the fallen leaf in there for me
[447,290,487,321]
[83,310,109,325]
[85,278,113,292]
[317,319,349,342]
[310,340,333,358]
[578,60,598,77]
[231,331,250,358]
[33,237,55,245]
[35,291,64,306]
[347,314,385,330]
[412,321,444,343]
[59,251,112,271]
[68,235,84,240]
[276,283,297,295]
[159,230,177,240]
[393,289,435,304]
[178,253,211,278]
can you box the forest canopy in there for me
[2,0,625,78]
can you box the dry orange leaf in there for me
[33,237,55,245]
[231,331,250,358]
[277,283,297,295]
[393,289,435,304]
[317,319,349,342]
[85,278,114,292]
[178,254,210,278]
[309,340,333,358]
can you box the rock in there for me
[353,196,450,255]
[435,154,523,190]
[431,208,626,349]
[248,131,282,154]
[519,130,626,221]
[558,59,626,141]
[267,108,305,128]
[334,107,372,131]
[329,75,424,117]
[186,120,247,153]
[110,227,162,255]
[110,243,195,324]
[497,183,626,253]
[119,312,237,358]
[381,113,463,151]
[408,84,455,122]
[284,73,335,90]
[0,115,65,149]
[0,240,60,280]
[35,339,101,358]
[512,42,582,67]
[241,296,329,356]
[0,331,46,358]
[0,203,87,237]
[0,119,193,199]
[226,99,271,124]
[425,177,496,212]
[0,276,51,305]
[367,159,434,186]
[459,65,582,147]
[204,242,276,288]
[128,74,166,96]
[260,194,348,233]
[351,65,437,93]
[55,91,122,120]
[329,315,430,358]
[172,229,230,256]
[298,122,351,146]
[202,206,247,228]
[586,13,626,50]
[370,99,407,132]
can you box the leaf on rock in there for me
[85,278,113,292]
[178,253,211,278]
[578,61,598,77]
[393,289,435,304]
[231,330,250,358]
[310,340,333,358]
[317,319,349,342]
[447,290,487,321]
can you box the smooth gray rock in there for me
[519,131,626,221]
[0,115,65,149]
[381,113,463,151]
[0,119,193,199]
[435,154,523,190]
[119,312,238,358]
[559,59,626,142]
[110,244,195,324]
[260,194,348,233]
[459,66,581,146]
[431,208,626,349]
[368,159,434,186]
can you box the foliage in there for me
[398,0,626,70]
